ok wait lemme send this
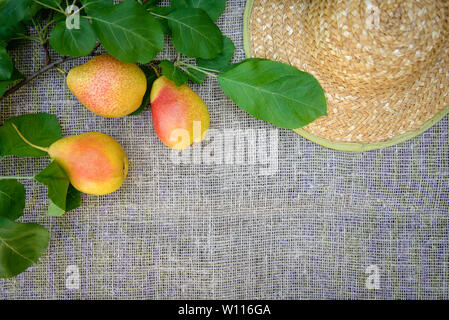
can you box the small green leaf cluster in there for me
[0,113,84,278]
[143,1,327,129]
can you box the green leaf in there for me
[47,200,64,217]
[129,65,158,116]
[218,58,327,129]
[0,113,61,158]
[0,22,25,47]
[184,67,205,84]
[49,16,96,57]
[81,0,113,16]
[34,161,69,212]
[146,6,173,35]
[36,0,62,8]
[0,68,24,97]
[159,60,188,86]
[0,0,32,26]
[50,11,66,24]
[197,36,235,72]
[0,47,13,81]
[65,184,81,212]
[166,8,223,59]
[172,0,226,21]
[90,0,164,63]
[0,217,49,278]
[0,180,25,221]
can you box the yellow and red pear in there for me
[48,132,128,195]
[67,54,147,118]
[150,76,210,150]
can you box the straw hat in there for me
[243,0,449,151]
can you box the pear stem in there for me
[11,124,50,153]
[177,62,219,78]
[1,43,101,101]
[0,56,72,100]
[0,176,35,180]
[148,62,161,77]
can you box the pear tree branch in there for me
[0,43,101,101]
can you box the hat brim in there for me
[243,0,449,152]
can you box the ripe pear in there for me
[150,76,210,150]
[67,54,147,118]
[48,132,129,195]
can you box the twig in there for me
[33,0,66,15]
[42,12,55,65]
[0,44,101,101]
[43,42,51,65]
[0,176,36,180]
[1,57,72,100]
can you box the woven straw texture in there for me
[248,0,449,146]
[0,0,448,299]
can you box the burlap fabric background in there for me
[0,0,448,299]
